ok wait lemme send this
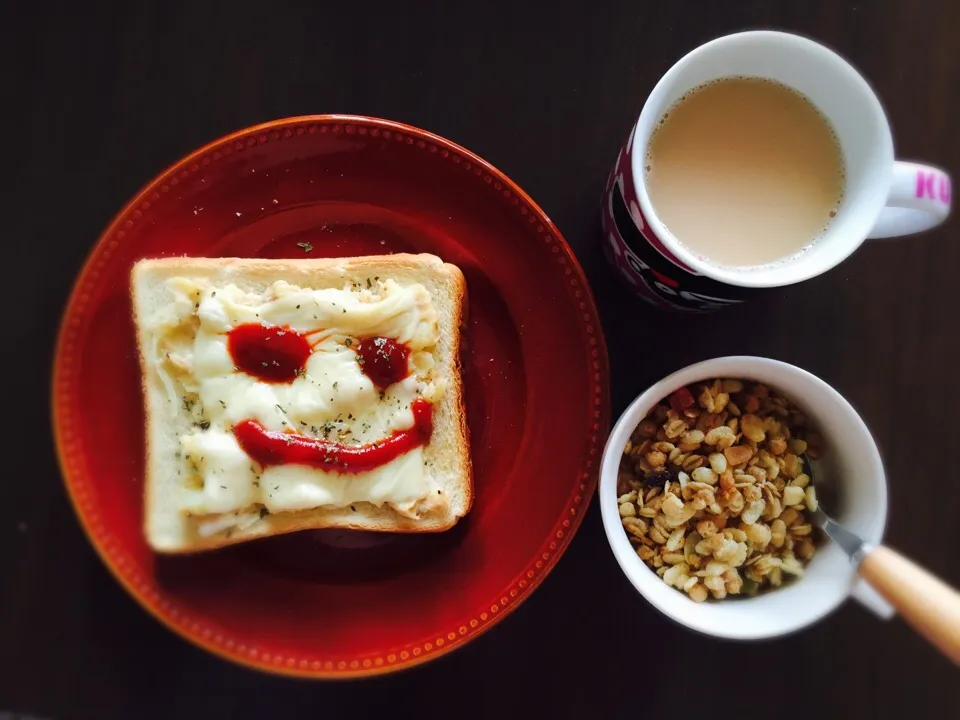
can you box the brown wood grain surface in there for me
[4,0,959,717]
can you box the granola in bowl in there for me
[617,379,824,602]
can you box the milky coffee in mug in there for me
[601,31,952,312]
[645,77,845,268]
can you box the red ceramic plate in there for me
[52,115,609,678]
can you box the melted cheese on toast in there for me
[143,276,449,529]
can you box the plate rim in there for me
[51,114,611,678]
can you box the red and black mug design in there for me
[601,135,750,312]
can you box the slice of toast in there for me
[131,254,471,553]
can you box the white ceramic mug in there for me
[599,357,889,639]
[601,31,953,311]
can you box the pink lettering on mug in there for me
[938,175,952,204]
[916,170,951,205]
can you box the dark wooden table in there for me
[5,1,959,717]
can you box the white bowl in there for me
[599,356,887,639]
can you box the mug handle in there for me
[868,161,952,239]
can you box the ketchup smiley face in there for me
[227,326,424,471]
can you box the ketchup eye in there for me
[228,324,312,383]
[355,337,411,389]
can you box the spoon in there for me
[808,464,960,665]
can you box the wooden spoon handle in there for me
[859,545,960,666]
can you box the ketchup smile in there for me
[228,324,312,383]
[355,336,411,389]
[234,399,433,473]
